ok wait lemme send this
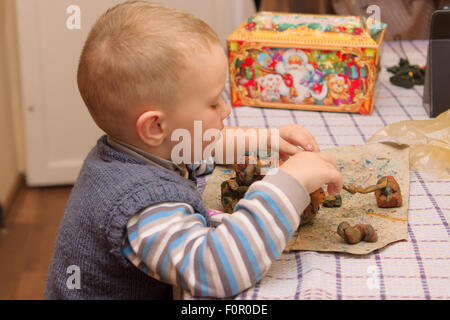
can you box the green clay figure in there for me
[387,58,425,89]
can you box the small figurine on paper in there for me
[343,175,402,208]
[337,221,378,244]
[322,194,342,207]
[221,152,326,227]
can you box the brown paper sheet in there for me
[202,143,410,255]
[285,143,409,254]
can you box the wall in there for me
[5,0,254,189]
[15,0,255,186]
[0,0,25,205]
[158,0,256,45]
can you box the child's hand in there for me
[278,124,319,160]
[279,151,343,195]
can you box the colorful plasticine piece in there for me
[337,221,378,244]
[356,224,378,242]
[300,188,325,226]
[221,152,270,213]
[343,179,387,194]
[374,176,402,208]
[343,175,402,208]
[221,153,326,226]
[234,154,266,186]
[322,194,342,207]
[221,178,249,214]
[337,222,361,244]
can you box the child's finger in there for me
[326,169,344,195]
[282,129,319,152]
[297,127,320,152]
[279,138,302,156]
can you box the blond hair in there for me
[77,1,220,136]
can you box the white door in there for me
[16,0,255,186]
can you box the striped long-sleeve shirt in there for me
[108,136,311,298]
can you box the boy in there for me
[45,1,342,299]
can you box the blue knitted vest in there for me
[44,136,210,299]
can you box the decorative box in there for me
[227,12,387,114]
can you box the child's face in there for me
[166,43,231,161]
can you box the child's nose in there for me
[221,102,231,120]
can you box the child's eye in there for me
[210,104,218,109]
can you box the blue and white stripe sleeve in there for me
[122,169,310,298]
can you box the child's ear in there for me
[135,110,167,147]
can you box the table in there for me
[188,40,449,300]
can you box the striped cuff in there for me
[261,169,311,215]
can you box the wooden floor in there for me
[0,186,72,300]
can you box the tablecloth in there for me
[188,40,450,300]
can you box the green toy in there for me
[387,37,425,89]
[387,58,425,88]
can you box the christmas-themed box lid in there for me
[228,12,387,48]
